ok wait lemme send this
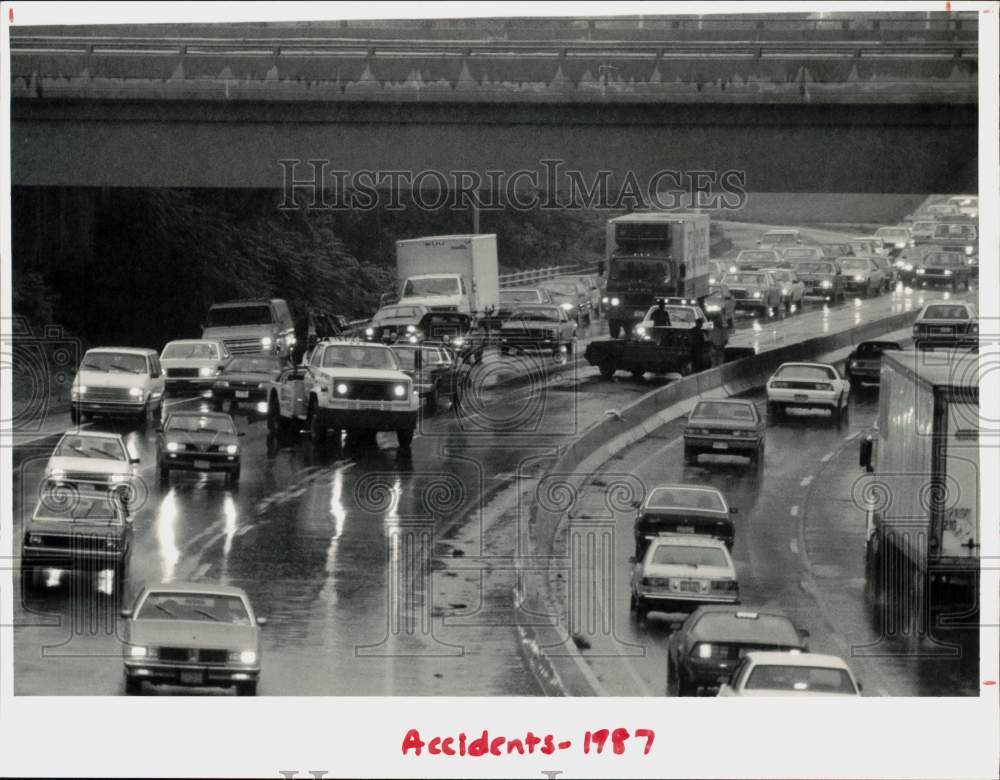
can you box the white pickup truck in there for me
[265,339,419,449]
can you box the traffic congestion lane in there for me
[562,338,975,697]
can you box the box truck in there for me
[394,234,499,320]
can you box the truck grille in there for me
[166,368,199,378]
[82,387,132,403]
[223,338,266,355]
[342,381,398,401]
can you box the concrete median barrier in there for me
[516,304,926,695]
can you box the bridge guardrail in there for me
[498,264,600,289]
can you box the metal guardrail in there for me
[498,264,599,288]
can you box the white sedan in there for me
[717,651,861,697]
[45,430,138,496]
[766,362,850,427]
[629,534,740,623]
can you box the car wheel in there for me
[235,681,258,696]
[677,669,697,697]
[397,429,414,450]
[125,676,143,696]
[266,396,280,431]
[767,401,782,423]
[598,358,616,380]
[137,401,151,431]
[609,322,623,339]
[308,399,326,442]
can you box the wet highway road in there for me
[559,329,978,697]
[12,218,975,695]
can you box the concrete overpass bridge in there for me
[10,13,978,191]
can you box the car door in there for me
[147,354,165,402]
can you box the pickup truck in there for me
[584,304,727,380]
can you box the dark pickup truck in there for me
[584,304,729,380]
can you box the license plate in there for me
[193,459,211,470]
[674,525,695,534]
[794,394,808,400]
[679,580,700,593]
[179,670,204,685]
[934,327,951,333]
[235,390,249,398]
[712,442,729,450]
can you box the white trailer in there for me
[395,234,499,320]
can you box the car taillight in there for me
[814,383,833,391]
[642,577,671,587]
[710,580,739,592]
[695,643,714,659]
[770,380,789,389]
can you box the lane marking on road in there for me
[799,475,814,487]
[790,505,800,517]
[789,539,799,554]
[820,452,834,463]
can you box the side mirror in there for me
[729,507,738,514]
[257,616,268,627]
[120,608,132,619]
[627,556,636,564]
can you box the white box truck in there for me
[394,234,499,320]
[858,349,979,653]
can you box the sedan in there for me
[160,339,231,396]
[780,246,825,264]
[766,362,850,426]
[732,249,782,270]
[757,229,802,250]
[44,431,138,499]
[365,303,433,343]
[157,411,243,485]
[874,226,910,257]
[762,267,805,312]
[497,287,553,319]
[540,279,592,325]
[683,399,765,468]
[390,342,459,413]
[836,256,886,297]
[630,535,740,623]
[717,651,861,697]
[790,260,845,302]
[632,484,736,559]
[121,582,266,696]
[844,340,902,388]
[703,283,736,330]
[665,607,809,696]
[212,355,286,415]
[721,270,783,318]
[913,251,972,291]
[912,302,978,351]
[500,305,577,357]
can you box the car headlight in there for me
[895,242,906,248]
[109,474,128,483]
[709,277,717,284]
[214,380,229,388]
[394,384,406,397]
[287,334,296,346]
[230,650,257,665]
[903,263,913,271]
[943,269,952,276]
[261,337,272,348]
[71,384,86,398]
[166,441,180,452]
[610,297,620,307]
[820,280,832,288]
[705,304,720,312]
[406,325,416,333]
[850,360,858,368]
[752,291,762,299]
[916,268,925,275]
[364,327,374,337]
[636,326,647,336]
[781,287,789,294]
[128,387,143,398]
[965,246,974,255]
[698,643,713,659]
[49,468,66,480]
[854,275,865,282]
[560,303,573,311]
[27,534,42,546]
[336,383,348,395]
[129,646,149,658]
[601,296,609,304]
[198,366,214,377]
[226,444,238,455]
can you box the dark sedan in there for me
[912,302,978,351]
[683,399,765,468]
[212,355,286,415]
[844,340,902,387]
[390,342,460,413]
[157,411,244,485]
[913,251,973,291]
[632,484,737,559]
[539,279,592,325]
[666,607,809,696]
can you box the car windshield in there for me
[775,364,836,382]
[162,342,219,360]
[225,356,283,374]
[724,273,766,285]
[738,251,778,262]
[402,277,460,297]
[933,224,976,240]
[763,233,798,245]
[923,305,969,320]
[54,435,126,461]
[782,248,820,259]
[855,342,900,355]
[692,401,756,421]
[79,351,148,374]
[646,487,726,512]
[137,592,252,625]
[501,290,541,303]
[650,544,728,568]
[745,664,856,694]
[206,305,272,327]
[644,307,696,324]
[321,345,398,370]
[165,414,236,435]
[912,222,936,233]
[510,307,562,322]
[35,496,122,524]
[838,259,870,272]
[793,262,835,275]
[925,253,965,267]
